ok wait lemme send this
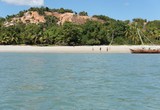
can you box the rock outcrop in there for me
[4,11,46,27]
[45,11,103,25]
[4,11,104,27]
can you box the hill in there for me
[0,7,160,46]
[4,7,104,27]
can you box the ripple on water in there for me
[0,53,160,110]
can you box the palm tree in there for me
[125,24,141,45]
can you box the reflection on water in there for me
[0,53,160,110]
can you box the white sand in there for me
[0,45,159,53]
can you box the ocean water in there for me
[0,53,160,110]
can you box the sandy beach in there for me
[0,45,159,53]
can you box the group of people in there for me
[92,47,109,52]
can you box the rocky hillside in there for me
[4,8,104,27]
[4,11,46,27]
[45,11,103,25]
[1,7,159,46]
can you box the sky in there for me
[0,0,160,21]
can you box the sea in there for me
[0,53,160,110]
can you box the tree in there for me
[0,17,5,24]
[108,20,128,44]
[132,18,147,29]
[21,24,44,45]
[0,25,20,45]
[55,8,73,13]
[54,22,82,46]
[124,23,143,45]
[1,7,160,46]
[79,11,88,16]
[81,20,109,45]
[42,26,60,45]
[93,15,115,22]
[44,16,58,28]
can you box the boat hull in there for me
[130,49,160,54]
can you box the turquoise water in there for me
[0,53,160,110]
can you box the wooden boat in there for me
[130,48,160,54]
[130,29,160,54]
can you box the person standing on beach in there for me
[106,47,108,52]
[100,47,101,52]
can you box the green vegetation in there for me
[79,11,88,16]
[53,8,73,14]
[0,7,160,45]
[0,17,5,25]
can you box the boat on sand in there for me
[130,48,160,54]
[130,29,160,54]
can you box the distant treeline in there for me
[0,7,160,45]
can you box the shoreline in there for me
[0,45,160,53]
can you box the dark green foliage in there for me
[54,22,82,46]
[146,20,160,29]
[112,21,127,38]
[51,8,73,14]
[0,7,160,45]
[132,18,147,29]
[44,16,58,28]
[28,7,74,15]
[28,7,51,15]
[124,20,130,24]
[81,20,109,45]
[0,24,24,44]
[79,11,88,16]
[0,17,5,22]
[16,10,28,17]
[93,15,115,22]
[6,15,16,21]
[133,18,147,23]
[93,15,115,25]
[0,17,5,26]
